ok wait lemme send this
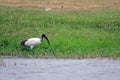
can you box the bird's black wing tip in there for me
[20,40,27,46]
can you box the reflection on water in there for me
[0,58,120,80]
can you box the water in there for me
[0,58,120,80]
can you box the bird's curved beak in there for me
[45,36,50,45]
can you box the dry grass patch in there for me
[0,0,120,10]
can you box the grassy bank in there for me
[0,6,120,58]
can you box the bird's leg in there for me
[30,46,34,50]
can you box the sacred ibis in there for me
[20,34,50,49]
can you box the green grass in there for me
[0,6,120,58]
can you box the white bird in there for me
[45,8,51,11]
[20,34,50,49]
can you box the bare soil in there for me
[0,0,120,10]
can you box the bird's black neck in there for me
[41,37,44,43]
[41,34,50,45]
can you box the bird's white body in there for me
[20,34,50,49]
[25,38,42,49]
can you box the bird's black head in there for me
[42,34,46,38]
[42,34,50,45]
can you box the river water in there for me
[0,58,120,80]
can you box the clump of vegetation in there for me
[0,6,120,58]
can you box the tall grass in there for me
[0,6,120,58]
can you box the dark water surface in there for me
[0,58,120,80]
